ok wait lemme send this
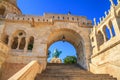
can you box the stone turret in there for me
[0,0,21,17]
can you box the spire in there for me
[109,0,115,7]
[99,17,102,22]
[93,18,96,26]
[68,11,71,15]
[104,11,107,17]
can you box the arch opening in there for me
[96,31,104,48]
[11,30,26,50]
[11,37,18,49]
[108,21,116,37]
[47,41,77,63]
[103,26,111,41]
[46,28,87,69]
[28,36,34,50]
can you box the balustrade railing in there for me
[8,60,43,80]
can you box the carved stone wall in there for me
[0,13,92,70]
[90,1,120,80]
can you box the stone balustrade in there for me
[90,1,120,54]
[8,60,43,80]
[90,60,120,80]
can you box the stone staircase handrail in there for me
[8,60,43,80]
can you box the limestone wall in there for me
[2,13,92,70]
[90,43,120,80]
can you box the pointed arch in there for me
[108,20,116,37]
[19,37,26,50]
[28,36,34,50]
[97,31,104,47]
[103,25,111,41]
[11,37,18,49]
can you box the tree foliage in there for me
[64,56,77,64]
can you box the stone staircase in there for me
[35,63,117,80]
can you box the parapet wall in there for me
[5,13,92,27]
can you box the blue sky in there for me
[48,41,76,62]
[17,0,117,22]
[17,0,117,62]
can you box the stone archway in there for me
[46,28,88,69]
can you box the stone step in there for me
[35,76,117,80]
[47,63,84,69]
[37,74,113,79]
[39,73,111,77]
[42,71,92,74]
[45,69,89,72]
[46,67,82,69]
[43,69,92,74]
[35,63,117,80]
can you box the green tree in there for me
[64,56,77,64]
[52,49,62,58]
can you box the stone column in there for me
[16,37,21,50]
[8,36,13,49]
[111,18,120,36]
[24,37,29,52]
[101,30,107,42]
[108,26,113,38]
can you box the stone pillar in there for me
[24,37,29,52]
[111,18,120,36]
[8,36,13,49]
[16,38,21,50]
[108,26,113,38]
[101,30,106,42]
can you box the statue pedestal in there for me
[50,57,62,63]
